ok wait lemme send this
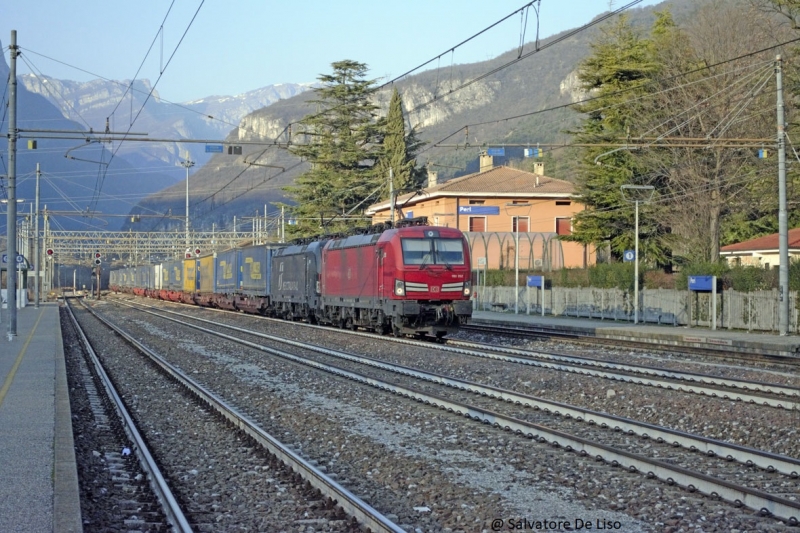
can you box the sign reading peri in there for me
[458,206,500,215]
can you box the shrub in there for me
[644,270,675,289]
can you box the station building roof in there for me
[366,165,576,215]
[720,228,800,255]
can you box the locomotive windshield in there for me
[401,238,465,266]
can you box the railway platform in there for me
[471,310,800,358]
[0,303,81,532]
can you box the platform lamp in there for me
[180,157,195,250]
[620,185,655,324]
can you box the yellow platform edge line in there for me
[0,309,47,408]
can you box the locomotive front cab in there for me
[384,225,473,337]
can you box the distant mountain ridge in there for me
[0,48,184,232]
[19,74,313,169]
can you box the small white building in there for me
[719,228,800,268]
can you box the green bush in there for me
[587,263,638,291]
[476,259,799,292]
[556,268,590,288]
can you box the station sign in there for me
[458,206,500,216]
[688,275,715,291]
[486,148,505,157]
[526,275,544,288]
[205,144,224,153]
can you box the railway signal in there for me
[94,251,101,266]
[46,248,54,258]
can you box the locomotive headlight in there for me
[463,281,472,296]
[394,279,405,296]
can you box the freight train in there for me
[110,218,473,338]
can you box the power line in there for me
[402,0,644,119]
[423,37,798,157]
[94,1,205,211]
[108,1,176,122]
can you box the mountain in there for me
[19,75,312,171]
[6,0,700,234]
[131,0,700,234]
[0,47,184,231]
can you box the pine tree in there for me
[285,60,383,236]
[561,15,670,264]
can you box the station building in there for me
[366,155,594,270]
[720,228,800,268]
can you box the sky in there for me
[2,0,665,104]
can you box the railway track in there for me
[63,300,192,531]
[69,298,403,532]
[116,295,800,410]
[107,298,800,526]
[441,338,800,410]
[461,323,800,367]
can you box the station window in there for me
[469,217,486,232]
[469,199,485,205]
[556,217,572,235]
[512,216,529,233]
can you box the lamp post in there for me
[620,185,654,324]
[506,203,531,314]
[1,198,24,324]
[180,158,195,250]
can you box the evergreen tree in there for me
[375,88,426,203]
[561,15,670,263]
[285,60,383,236]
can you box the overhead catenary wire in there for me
[18,46,286,143]
[432,30,800,149]
[423,37,794,158]
[107,1,176,124]
[86,1,205,214]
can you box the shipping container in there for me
[215,248,240,294]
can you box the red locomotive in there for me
[318,218,472,338]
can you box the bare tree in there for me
[634,2,789,261]
[750,0,800,29]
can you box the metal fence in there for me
[473,285,800,333]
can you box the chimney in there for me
[480,153,494,173]
[427,169,439,188]
[533,161,544,176]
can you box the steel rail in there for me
[118,300,800,477]
[446,338,800,398]
[113,297,800,409]
[111,299,800,525]
[462,323,800,364]
[64,300,194,532]
[77,300,404,533]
